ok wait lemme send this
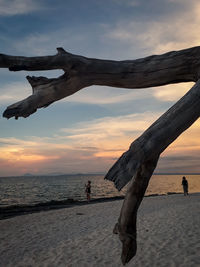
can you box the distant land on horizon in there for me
[22,172,106,177]
[0,172,200,178]
[21,172,200,176]
[0,172,106,178]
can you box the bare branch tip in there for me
[56,47,67,54]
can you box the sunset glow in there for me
[1,0,200,176]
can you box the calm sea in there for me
[0,174,200,207]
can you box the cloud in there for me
[0,109,200,175]
[0,81,31,104]
[11,28,94,56]
[66,82,195,106]
[0,0,41,16]
[152,82,194,102]
[0,111,161,175]
[62,85,153,105]
[105,0,200,56]
[157,154,200,173]
[59,111,163,159]
[0,135,112,176]
[61,112,160,141]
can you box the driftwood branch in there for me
[1,46,200,118]
[113,157,159,265]
[106,80,200,264]
[1,46,200,265]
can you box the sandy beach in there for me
[0,193,199,267]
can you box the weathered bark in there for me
[105,80,200,264]
[1,46,200,265]
[113,157,159,265]
[1,46,200,118]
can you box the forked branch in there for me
[1,46,200,118]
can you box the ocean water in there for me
[0,174,200,207]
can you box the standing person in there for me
[85,180,91,202]
[182,176,189,196]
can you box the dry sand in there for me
[0,193,199,267]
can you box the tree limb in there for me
[113,157,159,265]
[1,46,200,118]
[105,80,200,264]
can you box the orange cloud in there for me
[0,147,59,162]
[1,111,200,175]
[153,82,194,102]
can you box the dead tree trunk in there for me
[1,46,200,264]
[106,79,200,264]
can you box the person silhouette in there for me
[182,176,188,196]
[85,180,91,202]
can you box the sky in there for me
[0,0,200,176]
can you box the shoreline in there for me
[0,193,199,266]
[0,191,196,220]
